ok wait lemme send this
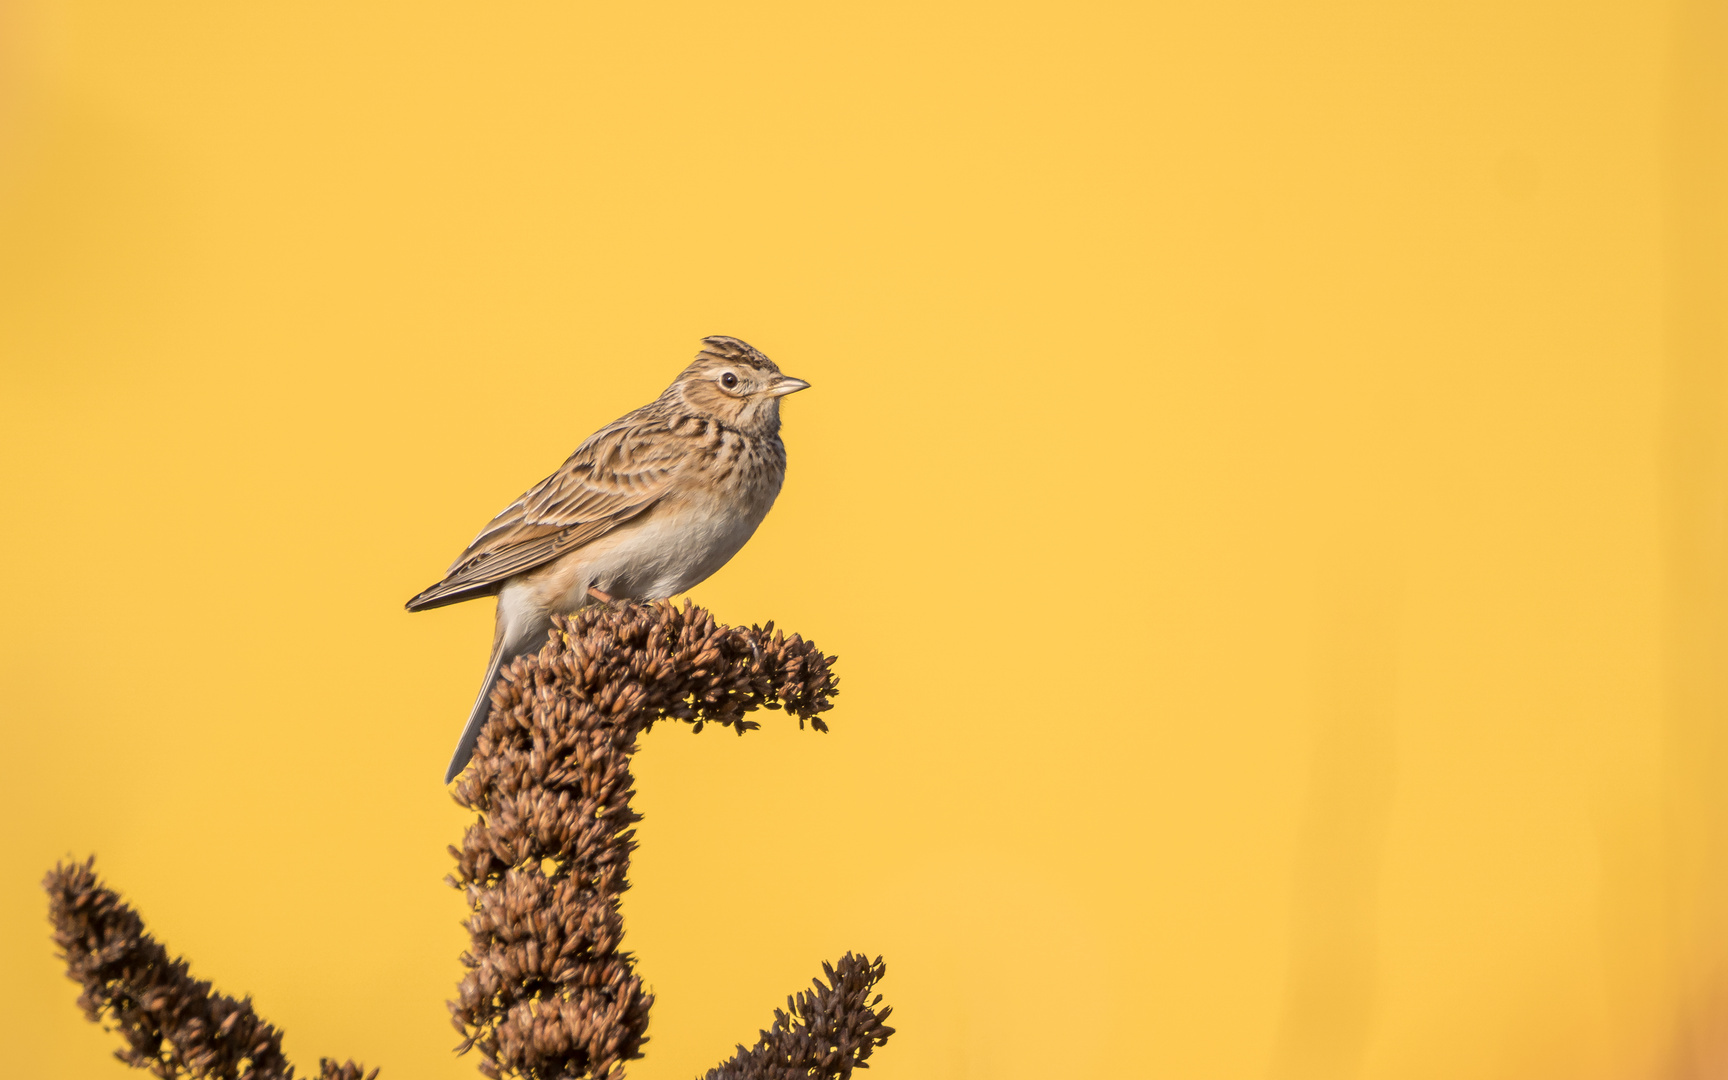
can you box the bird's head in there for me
[668,336,809,436]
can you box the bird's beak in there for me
[766,376,811,397]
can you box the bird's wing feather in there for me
[405,413,683,611]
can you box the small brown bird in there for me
[407,336,809,781]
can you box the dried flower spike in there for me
[449,600,888,1080]
[43,857,373,1080]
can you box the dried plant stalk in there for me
[448,600,892,1080]
[701,954,894,1080]
[46,600,892,1080]
[43,858,371,1080]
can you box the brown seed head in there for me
[447,600,844,1080]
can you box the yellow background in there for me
[3,2,1726,1077]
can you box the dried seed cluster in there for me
[702,954,894,1080]
[45,601,893,1080]
[43,858,372,1080]
[447,600,852,1080]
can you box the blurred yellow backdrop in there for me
[3,1,1726,1077]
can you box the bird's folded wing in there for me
[405,417,681,611]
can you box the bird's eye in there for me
[720,372,739,389]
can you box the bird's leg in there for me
[587,584,615,604]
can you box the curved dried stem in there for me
[448,600,881,1080]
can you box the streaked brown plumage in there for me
[407,336,808,781]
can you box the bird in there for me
[407,335,809,782]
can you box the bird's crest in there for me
[697,335,772,367]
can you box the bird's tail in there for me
[446,643,508,783]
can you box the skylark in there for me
[407,336,809,781]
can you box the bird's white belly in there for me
[529,495,768,616]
